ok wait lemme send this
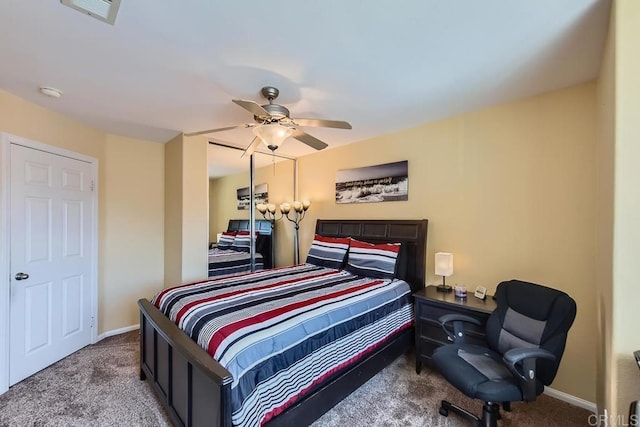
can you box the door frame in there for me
[0,133,99,394]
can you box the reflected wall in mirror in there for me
[208,142,296,269]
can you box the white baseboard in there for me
[544,386,596,413]
[96,324,139,342]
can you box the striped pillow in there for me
[217,231,236,249]
[231,231,258,252]
[345,238,401,279]
[306,235,350,269]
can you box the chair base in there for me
[439,400,501,427]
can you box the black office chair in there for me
[432,279,577,427]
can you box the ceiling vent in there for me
[61,0,121,25]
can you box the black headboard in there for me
[315,219,428,292]
[227,219,275,268]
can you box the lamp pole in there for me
[249,154,256,272]
[282,201,309,265]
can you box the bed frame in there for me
[139,219,428,427]
[226,219,274,269]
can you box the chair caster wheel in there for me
[439,406,449,417]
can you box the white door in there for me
[9,143,94,385]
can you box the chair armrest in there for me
[438,314,482,345]
[630,401,640,427]
[503,348,555,365]
[503,347,556,402]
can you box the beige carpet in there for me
[0,331,592,426]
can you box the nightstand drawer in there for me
[418,319,489,346]
[413,286,498,374]
[417,338,442,362]
[416,304,455,322]
[418,320,447,341]
[417,311,487,336]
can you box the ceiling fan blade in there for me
[292,118,352,129]
[184,124,248,137]
[233,99,270,117]
[241,137,262,158]
[291,129,328,151]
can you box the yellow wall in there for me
[165,135,209,285]
[182,136,209,282]
[101,134,165,331]
[164,134,183,286]
[209,157,296,267]
[596,0,616,418]
[0,89,165,334]
[296,83,598,402]
[611,0,640,418]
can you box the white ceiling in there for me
[0,1,610,177]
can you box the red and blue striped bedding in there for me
[153,263,413,427]
[208,248,264,277]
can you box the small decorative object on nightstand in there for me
[473,285,487,300]
[413,285,497,374]
[454,285,467,298]
[435,252,453,292]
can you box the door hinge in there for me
[90,316,95,328]
[90,180,95,192]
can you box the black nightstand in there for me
[413,285,497,374]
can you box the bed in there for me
[139,219,428,427]
[208,219,275,277]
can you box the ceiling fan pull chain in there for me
[272,152,276,175]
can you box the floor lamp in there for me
[257,200,310,265]
[282,201,310,265]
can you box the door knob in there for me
[14,272,29,280]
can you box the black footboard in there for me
[140,296,413,427]
[139,298,233,427]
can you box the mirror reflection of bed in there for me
[207,219,274,277]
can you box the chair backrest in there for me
[485,279,577,385]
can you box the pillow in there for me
[217,231,236,250]
[306,234,350,269]
[231,231,258,252]
[345,238,401,279]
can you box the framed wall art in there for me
[336,161,408,204]
[237,183,268,210]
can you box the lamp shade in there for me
[435,252,453,277]
[252,123,293,150]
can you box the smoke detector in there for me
[60,0,121,25]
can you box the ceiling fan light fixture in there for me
[252,123,293,151]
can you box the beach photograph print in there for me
[335,160,408,204]
[237,183,268,210]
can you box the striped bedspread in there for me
[208,248,264,277]
[153,264,413,427]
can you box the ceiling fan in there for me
[184,86,352,157]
